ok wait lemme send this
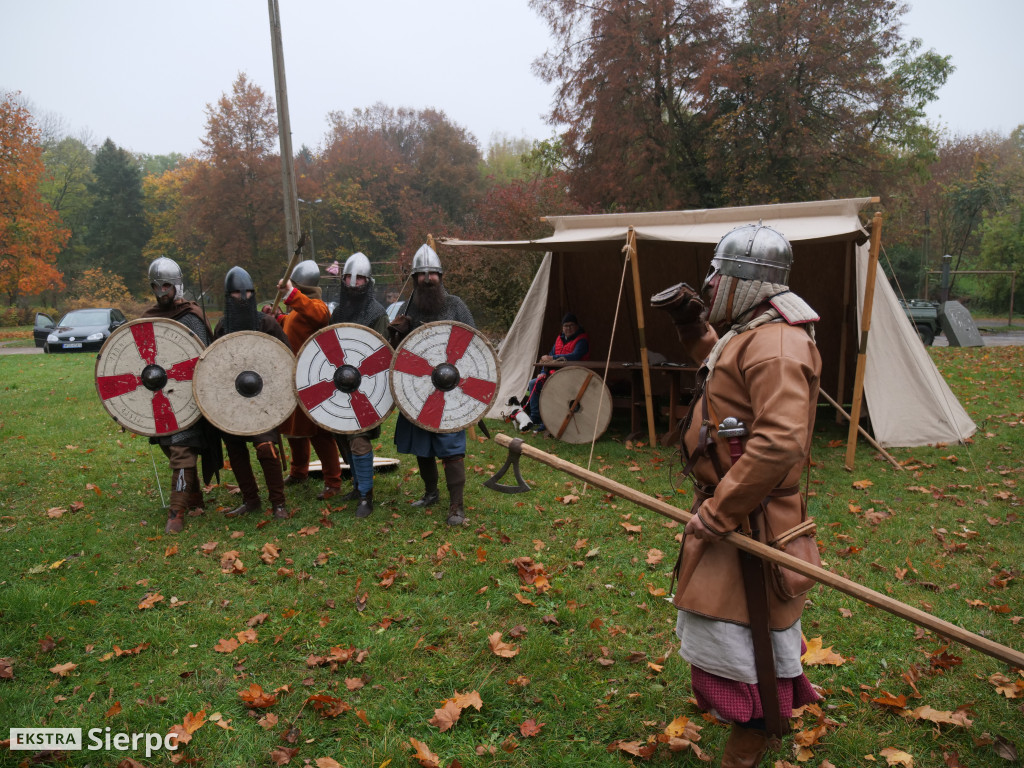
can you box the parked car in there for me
[33,312,56,348]
[898,298,941,346]
[44,308,127,353]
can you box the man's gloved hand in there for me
[388,314,413,345]
[650,282,705,326]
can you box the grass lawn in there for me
[0,345,1021,767]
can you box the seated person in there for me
[524,313,590,432]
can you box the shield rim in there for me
[389,320,500,434]
[538,364,612,444]
[94,317,205,438]
[293,322,396,435]
[192,330,297,437]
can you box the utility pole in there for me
[920,208,930,299]
[268,0,300,259]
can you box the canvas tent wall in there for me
[441,197,975,448]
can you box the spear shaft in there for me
[493,433,1024,669]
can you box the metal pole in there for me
[268,0,300,259]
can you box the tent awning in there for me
[441,197,874,251]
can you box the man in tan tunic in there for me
[652,223,821,767]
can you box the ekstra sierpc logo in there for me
[9,728,82,750]
[10,727,179,756]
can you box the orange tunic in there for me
[278,288,331,438]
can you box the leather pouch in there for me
[767,519,820,600]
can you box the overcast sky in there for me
[2,0,1022,158]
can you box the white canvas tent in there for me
[442,197,975,448]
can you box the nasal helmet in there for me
[342,252,372,282]
[411,243,443,275]
[706,222,793,288]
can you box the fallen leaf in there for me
[429,700,461,732]
[409,737,441,768]
[269,746,299,765]
[238,683,278,708]
[315,759,342,768]
[49,662,77,677]
[138,593,164,610]
[104,701,122,718]
[520,718,544,737]
[801,636,847,666]
[213,637,240,654]
[880,747,914,767]
[487,632,519,658]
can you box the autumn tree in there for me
[183,72,283,293]
[85,138,151,293]
[531,0,727,211]
[707,0,951,204]
[40,135,95,281]
[0,93,68,306]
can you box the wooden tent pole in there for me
[820,390,901,469]
[836,241,853,423]
[844,212,883,470]
[625,228,657,446]
[494,433,1024,669]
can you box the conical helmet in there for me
[411,243,443,275]
[291,259,320,288]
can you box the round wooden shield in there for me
[193,331,296,436]
[390,321,500,433]
[95,318,205,437]
[293,323,395,434]
[539,365,612,444]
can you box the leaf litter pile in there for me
[0,347,1021,766]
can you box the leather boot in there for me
[446,503,465,526]
[355,492,373,519]
[225,499,261,518]
[184,467,204,515]
[341,486,361,502]
[720,724,769,768]
[165,509,185,533]
[411,489,440,507]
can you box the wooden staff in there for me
[493,432,1024,669]
[270,231,306,315]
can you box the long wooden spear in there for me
[492,433,1024,669]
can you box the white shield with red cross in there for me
[293,323,395,434]
[95,318,205,437]
[390,321,500,433]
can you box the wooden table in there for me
[533,360,697,442]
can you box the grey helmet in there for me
[291,259,320,288]
[224,266,255,295]
[706,222,793,288]
[148,256,184,301]
[342,252,372,282]
[411,243,443,275]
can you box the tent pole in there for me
[836,241,853,422]
[844,212,883,470]
[820,390,901,469]
[625,228,657,446]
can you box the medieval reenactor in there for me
[523,312,590,433]
[141,256,221,533]
[328,252,390,518]
[652,223,821,766]
[215,266,292,519]
[267,260,344,502]
[388,243,474,526]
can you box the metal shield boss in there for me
[538,365,612,443]
[95,318,206,437]
[192,331,296,436]
[294,323,395,434]
[390,321,499,433]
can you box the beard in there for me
[155,293,176,310]
[414,282,446,316]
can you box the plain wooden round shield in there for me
[193,331,296,436]
[95,318,205,437]
[390,321,500,433]
[538,365,612,443]
[294,323,395,434]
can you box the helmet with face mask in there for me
[149,257,184,302]
[704,222,793,291]
[223,266,259,333]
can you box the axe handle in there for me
[493,433,1024,669]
